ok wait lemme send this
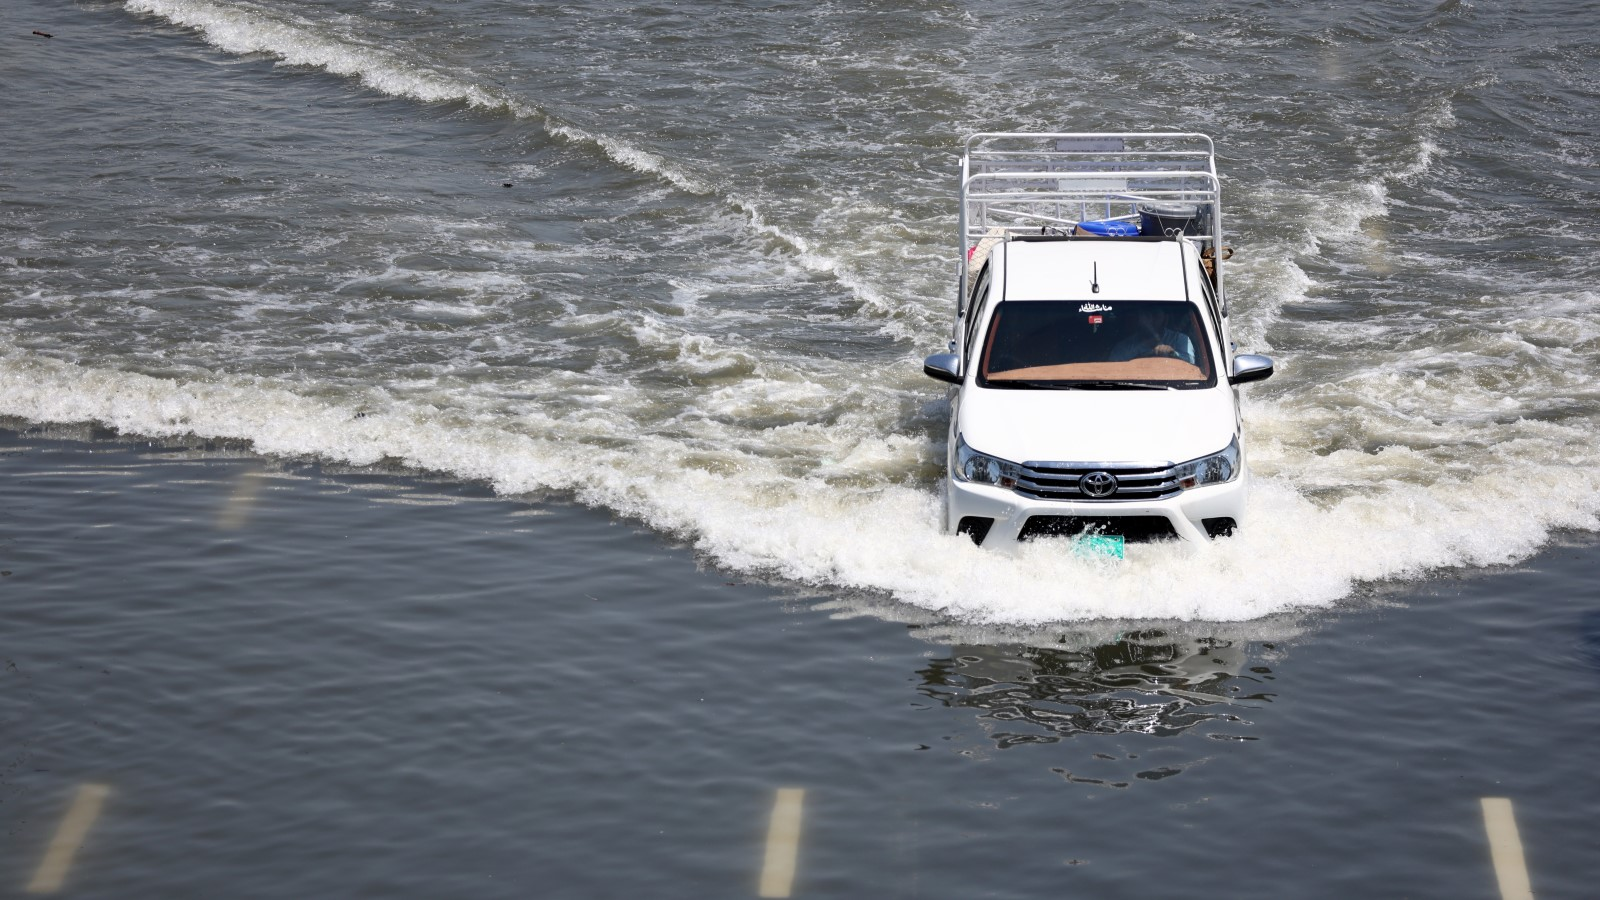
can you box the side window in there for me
[960,259,985,357]
[966,260,990,309]
[963,263,992,361]
[1196,264,1223,344]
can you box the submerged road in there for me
[2,425,1596,898]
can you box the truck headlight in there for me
[1174,436,1240,489]
[954,434,1021,488]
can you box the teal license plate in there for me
[1071,534,1125,559]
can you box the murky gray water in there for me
[3,0,1600,894]
[3,424,1599,897]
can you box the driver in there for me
[1111,306,1196,363]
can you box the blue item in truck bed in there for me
[1074,219,1140,236]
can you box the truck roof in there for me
[1003,238,1190,303]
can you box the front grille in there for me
[1018,515,1178,543]
[1014,461,1179,501]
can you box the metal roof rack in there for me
[959,132,1225,304]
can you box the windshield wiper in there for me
[985,379,1175,391]
[1062,381,1175,391]
[985,379,1085,390]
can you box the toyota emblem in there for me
[1080,471,1118,498]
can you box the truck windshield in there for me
[978,300,1215,389]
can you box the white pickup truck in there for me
[922,133,1274,551]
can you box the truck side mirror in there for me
[923,353,962,385]
[1229,354,1274,385]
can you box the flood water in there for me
[3,0,1600,895]
[3,424,1599,897]
[5,0,1599,620]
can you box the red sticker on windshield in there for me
[1088,315,1103,324]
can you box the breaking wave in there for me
[5,344,1598,625]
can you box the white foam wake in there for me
[5,348,1597,625]
[121,0,898,320]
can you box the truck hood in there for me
[957,385,1238,465]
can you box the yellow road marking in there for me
[759,788,805,898]
[219,467,267,529]
[1481,797,1534,900]
[26,783,111,895]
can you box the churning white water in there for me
[4,0,1598,622]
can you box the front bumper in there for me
[946,471,1247,545]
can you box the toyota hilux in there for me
[922,133,1274,551]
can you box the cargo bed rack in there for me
[959,132,1226,305]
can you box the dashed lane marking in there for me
[1481,797,1534,900]
[219,467,266,530]
[26,783,111,895]
[759,788,805,898]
